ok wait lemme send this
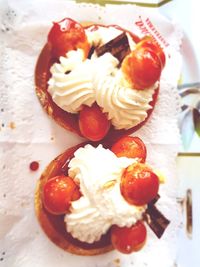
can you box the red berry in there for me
[111,136,146,163]
[48,17,90,58]
[42,175,81,215]
[137,36,166,68]
[79,103,110,141]
[121,163,159,206]
[111,221,147,254]
[122,47,162,89]
[29,161,39,171]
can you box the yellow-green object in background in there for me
[76,0,172,8]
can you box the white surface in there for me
[160,0,200,84]
[0,1,183,266]
[177,156,200,267]
[160,2,200,266]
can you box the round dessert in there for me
[35,18,165,142]
[35,136,170,255]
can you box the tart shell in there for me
[35,23,159,143]
[34,142,113,255]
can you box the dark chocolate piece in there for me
[95,32,130,62]
[88,46,95,59]
[150,194,160,205]
[65,70,71,75]
[143,203,170,238]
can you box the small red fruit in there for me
[79,103,110,141]
[121,163,159,206]
[111,221,147,254]
[111,136,146,163]
[137,36,166,68]
[48,17,90,58]
[122,47,162,89]
[29,161,39,171]
[42,175,81,215]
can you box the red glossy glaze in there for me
[137,35,166,68]
[48,17,90,58]
[79,103,110,141]
[111,221,147,254]
[121,163,159,206]
[111,136,147,163]
[42,175,81,215]
[122,48,162,89]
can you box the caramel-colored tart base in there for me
[35,142,113,255]
[35,23,159,144]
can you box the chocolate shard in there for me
[88,46,95,59]
[150,194,160,205]
[143,203,170,239]
[95,32,130,62]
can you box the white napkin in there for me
[0,1,182,266]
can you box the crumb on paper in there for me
[20,200,30,208]
[113,258,121,266]
[9,121,16,129]
[51,136,54,141]
[29,161,40,171]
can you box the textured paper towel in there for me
[0,0,182,266]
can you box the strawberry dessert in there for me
[35,18,165,141]
[35,136,169,255]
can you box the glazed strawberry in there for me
[122,47,162,89]
[121,163,159,206]
[48,17,90,58]
[42,175,81,215]
[111,136,146,162]
[79,103,110,141]
[137,36,166,68]
[111,221,147,254]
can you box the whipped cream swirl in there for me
[64,144,146,243]
[48,49,95,113]
[95,74,157,129]
[48,26,157,129]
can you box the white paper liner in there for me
[0,0,183,266]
